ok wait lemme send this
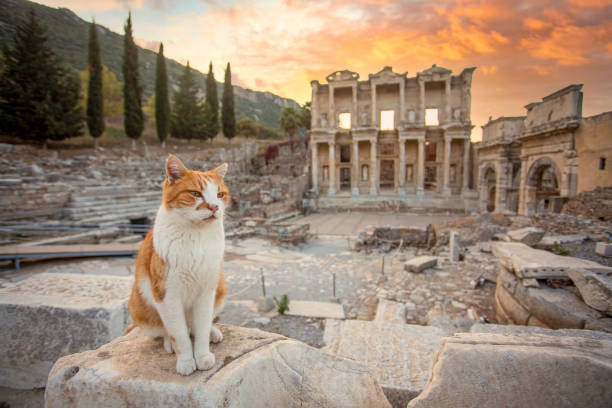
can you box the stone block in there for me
[449,231,460,262]
[46,325,390,408]
[469,322,611,339]
[492,242,610,279]
[284,300,345,319]
[568,268,612,315]
[323,319,445,407]
[408,331,612,408]
[0,273,132,390]
[507,227,545,246]
[514,282,602,329]
[596,242,612,257]
[494,283,530,325]
[375,298,406,324]
[537,234,587,249]
[404,256,438,273]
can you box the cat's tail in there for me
[124,323,136,335]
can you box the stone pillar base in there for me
[328,188,336,197]
[417,188,424,199]
[351,187,359,197]
[443,187,452,197]
[369,187,378,197]
[397,188,406,198]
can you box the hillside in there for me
[0,0,299,129]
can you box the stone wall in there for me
[575,111,612,193]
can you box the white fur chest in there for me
[153,206,225,304]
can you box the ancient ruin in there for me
[477,84,612,215]
[309,65,477,211]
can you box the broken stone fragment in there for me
[506,227,545,246]
[568,268,612,316]
[596,242,612,257]
[404,256,438,273]
[408,331,612,408]
[374,298,406,324]
[46,325,390,408]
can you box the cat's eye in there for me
[217,192,226,198]
[189,191,200,197]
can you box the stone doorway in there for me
[525,157,560,214]
[340,168,351,191]
[380,160,394,190]
[483,167,497,212]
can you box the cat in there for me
[127,154,229,375]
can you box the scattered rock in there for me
[405,256,438,273]
[507,227,545,246]
[596,242,612,257]
[568,268,612,315]
[375,298,406,324]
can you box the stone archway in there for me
[479,164,497,212]
[525,157,561,214]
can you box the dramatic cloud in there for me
[37,0,612,140]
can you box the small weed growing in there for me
[273,294,290,315]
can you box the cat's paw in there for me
[163,336,174,354]
[210,326,223,344]
[195,351,216,371]
[176,355,196,376]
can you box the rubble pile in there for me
[354,226,431,252]
[562,186,612,222]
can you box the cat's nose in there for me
[209,204,219,214]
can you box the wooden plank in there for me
[0,243,141,256]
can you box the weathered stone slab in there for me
[404,256,437,273]
[507,227,545,246]
[492,242,611,279]
[46,325,390,408]
[537,234,587,249]
[0,273,132,390]
[514,282,602,329]
[284,300,345,319]
[470,322,612,340]
[596,242,612,257]
[408,331,612,408]
[495,283,530,325]
[568,268,612,315]
[449,231,460,262]
[324,319,445,407]
[375,298,406,324]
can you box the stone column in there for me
[352,84,357,129]
[352,140,359,196]
[328,85,335,128]
[371,83,377,126]
[462,138,470,192]
[370,139,377,196]
[311,83,318,128]
[328,142,336,196]
[443,135,452,197]
[518,158,529,215]
[495,163,507,213]
[417,137,425,198]
[399,79,406,122]
[445,78,451,123]
[311,142,318,193]
[398,139,406,197]
[418,79,425,124]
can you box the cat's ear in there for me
[213,163,228,178]
[165,154,187,184]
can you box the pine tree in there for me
[0,8,83,148]
[87,20,104,149]
[204,62,219,141]
[122,13,143,150]
[155,43,170,147]
[171,62,206,140]
[222,62,236,142]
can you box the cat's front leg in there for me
[156,297,195,375]
[193,289,216,370]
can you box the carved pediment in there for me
[326,70,360,82]
[418,64,452,81]
[369,66,406,81]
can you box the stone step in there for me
[75,208,158,226]
[65,201,160,218]
[323,319,446,407]
[70,190,160,204]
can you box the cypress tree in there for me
[171,62,205,141]
[204,62,219,141]
[0,7,83,148]
[222,62,235,142]
[122,12,143,150]
[155,42,170,147]
[87,20,104,149]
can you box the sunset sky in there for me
[37,0,612,140]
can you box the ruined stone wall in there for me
[524,85,582,130]
[482,117,524,144]
[575,111,612,193]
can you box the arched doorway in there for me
[480,165,497,212]
[525,157,560,214]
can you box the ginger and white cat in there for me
[128,154,229,375]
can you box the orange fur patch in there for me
[215,268,226,309]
